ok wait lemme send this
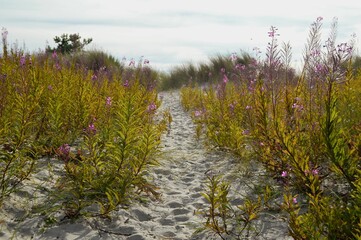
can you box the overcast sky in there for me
[1,0,361,72]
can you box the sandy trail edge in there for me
[0,91,291,240]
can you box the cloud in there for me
[1,0,360,72]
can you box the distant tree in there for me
[47,33,92,54]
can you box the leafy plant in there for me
[181,17,361,239]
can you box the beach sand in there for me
[0,91,292,240]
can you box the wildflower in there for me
[315,63,324,74]
[312,169,319,175]
[223,74,228,83]
[229,103,235,112]
[129,58,135,67]
[57,144,71,161]
[221,68,226,73]
[106,96,112,107]
[337,42,353,54]
[48,85,53,91]
[311,49,320,57]
[91,74,97,81]
[123,80,129,87]
[242,129,250,135]
[55,63,61,71]
[268,26,279,38]
[245,105,252,110]
[316,16,323,22]
[20,55,26,66]
[86,123,97,135]
[293,197,298,204]
[147,102,157,112]
[52,50,58,59]
[281,171,288,177]
[235,64,245,71]
[59,144,70,155]
[194,110,202,117]
[230,52,237,62]
[292,103,304,111]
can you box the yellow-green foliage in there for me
[0,46,167,218]
[182,17,361,239]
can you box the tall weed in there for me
[0,30,168,221]
[181,17,361,239]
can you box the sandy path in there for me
[0,91,291,240]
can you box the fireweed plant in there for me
[181,18,361,239]
[0,30,169,220]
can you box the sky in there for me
[1,0,361,72]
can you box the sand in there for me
[0,91,292,240]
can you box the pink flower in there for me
[293,197,298,204]
[312,169,319,175]
[235,64,245,71]
[229,103,235,112]
[52,50,58,59]
[268,26,279,38]
[86,123,97,135]
[147,102,157,112]
[57,144,71,161]
[223,74,229,83]
[129,59,135,67]
[123,80,129,87]
[55,63,61,71]
[106,97,112,107]
[292,103,304,111]
[20,55,26,66]
[194,110,202,117]
[281,171,288,177]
